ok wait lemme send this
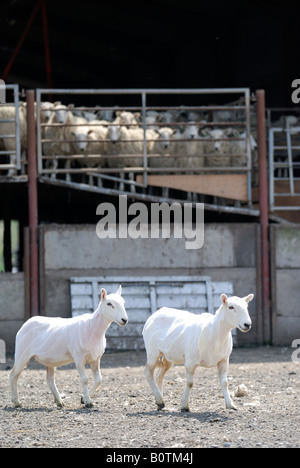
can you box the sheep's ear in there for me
[116,285,122,296]
[244,294,254,303]
[224,127,238,137]
[221,294,228,306]
[101,288,107,301]
[200,128,211,137]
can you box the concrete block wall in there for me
[0,273,25,353]
[40,223,259,346]
[272,225,300,345]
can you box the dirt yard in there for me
[0,346,300,448]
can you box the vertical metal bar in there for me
[286,124,295,196]
[23,227,30,322]
[149,281,157,315]
[256,89,271,343]
[38,226,45,315]
[268,128,275,211]
[245,88,252,207]
[206,279,214,315]
[26,89,39,317]
[92,281,99,311]
[142,92,147,187]
[36,89,42,174]
[14,85,21,170]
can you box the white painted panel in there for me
[70,276,234,350]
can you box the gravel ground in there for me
[0,346,299,448]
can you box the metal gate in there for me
[70,276,234,350]
[0,84,22,174]
[36,88,254,212]
[268,124,300,212]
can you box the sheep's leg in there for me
[129,172,136,193]
[7,152,17,177]
[144,355,165,410]
[218,359,237,410]
[89,359,102,398]
[76,361,93,408]
[97,172,103,188]
[156,358,172,394]
[50,159,58,179]
[119,173,125,191]
[9,354,30,408]
[181,365,196,412]
[46,366,64,408]
[65,159,71,182]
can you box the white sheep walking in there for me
[143,293,253,412]
[10,286,128,409]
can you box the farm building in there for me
[0,1,300,353]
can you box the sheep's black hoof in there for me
[181,407,190,412]
[84,402,94,408]
[156,403,165,411]
[80,397,94,408]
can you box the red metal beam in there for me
[26,90,39,317]
[2,0,43,81]
[256,89,271,343]
[41,0,52,89]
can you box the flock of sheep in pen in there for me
[0,100,257,182]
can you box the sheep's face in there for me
[204,129,229,153]
[158,128,174,149]
[55,105,68,124]
[185,123,199,140]
[71,129,93,152]
[40,102,53,123]
[221,294,253,333]
[116,111,139,126]
[108,125,121,143]
[158,111,173,124]
[100,286,128,327]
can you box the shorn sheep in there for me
[143,293,254,412]
[10,286,128,409]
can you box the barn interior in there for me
[1,1,299,220]
[0,0,298,103]
[1,0,300,348]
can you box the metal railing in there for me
[36,88,253,206]
[268,110,300,212]
[0,84,22,175]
